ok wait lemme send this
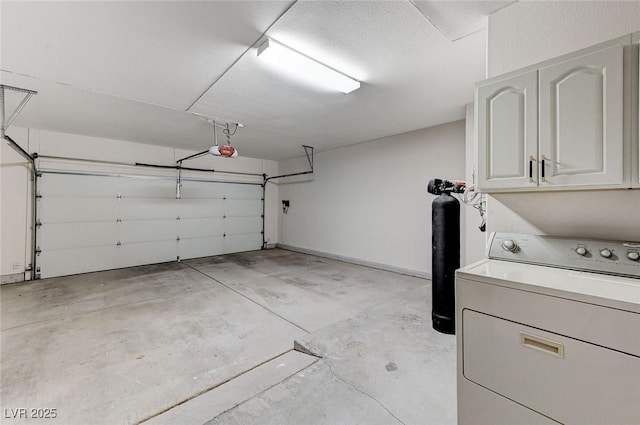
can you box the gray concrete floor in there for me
[1,249,456,425]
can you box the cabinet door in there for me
[539,44,624,187]
[476,71,538,191]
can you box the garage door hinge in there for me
[223,215,226,219]
[116,241,121,247]
[35,192,42,199]
[223,233,226,238]
[176,216,181,220]
[116,218,122,223]
[176,236,180,241]
[36,172,42,178]
[35,247,42,255]
[261,214,264,218]
[35,219,42,228]
[117,194,122,200]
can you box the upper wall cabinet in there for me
[476,71,538,190]
[476,37,632,192]
[539,45,623,187]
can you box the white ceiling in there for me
[1,1,514,160]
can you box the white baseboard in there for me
[1,272,25,285]
[277,244,430,280]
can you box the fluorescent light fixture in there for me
[257,38,360,94]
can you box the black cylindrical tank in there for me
[431,193,460,334]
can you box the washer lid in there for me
[458,259,640,314]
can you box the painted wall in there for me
[0,127,279,280]
[1,127,31,282]
[482,1,640,242]
[464,103,487,264]
[276,120,466,277]
[488,1,640,77]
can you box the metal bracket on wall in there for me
[0,84,37,138]
[303,145,314,171]
[261,145,315,250]
[264,145,315,184]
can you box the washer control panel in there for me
[488,233,640,278]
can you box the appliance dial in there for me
[600,249,613,259]
[627,251,640,261]
[502,240,518,252]
[575,247,588,256]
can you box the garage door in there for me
[36,172,263,279]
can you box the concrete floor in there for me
[1,249,456,425]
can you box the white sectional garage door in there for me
[37,172,262,278]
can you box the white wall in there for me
[276,120,466,277]
[488,1,640,77]
[464,103,487,264]
[0,127,279,280]
[1,127,31,282]
[482,1,640,242]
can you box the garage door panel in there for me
[178,237,224,259]
[225,199,262,216]
[39,174,119,197]
[224,233,262,254]
[179,218,224,239]
[118,178,176,197]
[119,220,178,244]
[38,222,118,250]
[179,181,226,198]
[39,197,118,223]
[38,246,121,279]
[223,184,262,199]
[177,198,224,218]
[225,216,262,234]
[118,241,177,268]
[37,173,262,278]
[120,198,178,220]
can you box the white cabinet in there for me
[476,71,538,190]
[477,39,629,192]
[539,44,624,187]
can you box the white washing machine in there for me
[456,233,640,425]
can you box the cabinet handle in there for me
[529,159,533,179]
[540,154,548,183]
[528,155,536,183]
[520,332,564,358]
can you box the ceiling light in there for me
[257,38,360,94]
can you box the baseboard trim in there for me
[277,244,430,280]
[1,272,25,285]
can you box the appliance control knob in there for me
[627,251,640,261]
[575,247,588,256]
[600,249,613,259]
[502,240,518,252]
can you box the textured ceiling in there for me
[1,1,514,160]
